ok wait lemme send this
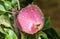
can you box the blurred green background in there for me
[34,0,60,37]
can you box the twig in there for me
[17,0,20,10]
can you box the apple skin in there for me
[17,5,44,34]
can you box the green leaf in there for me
[37,37,41,39]
[0,26,6,39]
[43,28,60,39]
[0,1,7,14]
[0,15,11,28]
[4,28,18,39]
[0,10,5,15]
[0,26,5,33]
[5,0,12,2]
[20,32,27,39]
[36,31,48,39]
[26,0,33,4]
[0,32,6,39]
[0,1,4,6]
[12,0,18,7]
[20,0,33,8]
[20,32,36,39]
[20,1,28,8]
[4,1,12,10]
[27,34,36,39]
[43,17,51,30]
[8,14,14,24]
[12,0,18,4]
[0,4,6,11]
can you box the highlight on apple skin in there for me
[17,5,44,34]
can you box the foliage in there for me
[0,0,60,39]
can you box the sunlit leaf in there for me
[4,1,12,10]
[0,15,11,28]
[38,37,41,39]
[4,28,18,39]
[0,4,6,11]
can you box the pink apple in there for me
[17,5,44,34]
